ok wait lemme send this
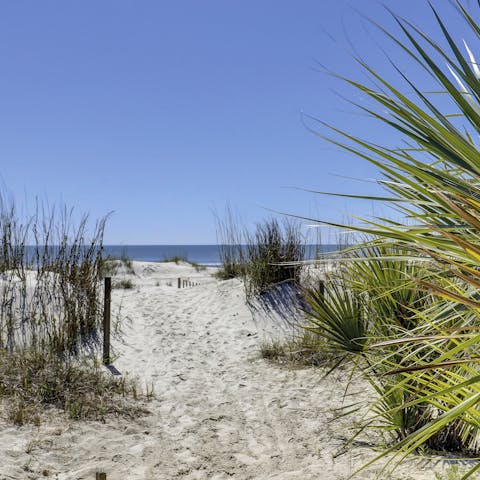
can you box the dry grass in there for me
[113,279,135,289]
[0,197,147,424]
[162,255,206,272]
[260,332,336,368]
[0,349,151,425]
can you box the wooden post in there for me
[96,473,107,480]
[318,280,325,297]
[178,277,181,288]
[103,277,111,365]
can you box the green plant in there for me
[0,200,107,357]
[113,279,135,289]
[244,218,305,296]
[100,253,135,276]
[306,1,480,476]
[214,205,245,279]
[162,256,206,272]
[260,333,332,367]
[0,349,148,423]
[435,465,463,480]
[303,278,366,356]
[162,255,185,264]
[304,246,480,463]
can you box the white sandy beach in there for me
[0,262,452,479]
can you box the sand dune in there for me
[0,262,444,479]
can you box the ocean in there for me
[102,244,343,267]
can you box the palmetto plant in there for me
[305,1,480,477]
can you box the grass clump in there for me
[0,349,149,424]
[215,207,305,294]
[215,205,245,280]
[260,333,332,367]
[243,218,305,297]
[162,255,185,264]
[162,255,206,272]
[113,278,135,289]
[0,197,145,423]
[100,253,135,276]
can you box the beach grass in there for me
[162,255,206,272]
[0,349,149,424]
[0,199,146,423]
[215,210,305,295]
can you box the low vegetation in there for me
[288,1,480,477]
[0,349,149,424]
[260,333,332,367]
[243,218,305,297]
[113,278,135,289]
[100,253,135,276]
[215,209,305,297]
[0,199,146,424]
[162,255,206,272]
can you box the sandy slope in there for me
[0,262,448,479]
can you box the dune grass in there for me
[243,218,305,297]
[162,255,206,272]
[113,278,135,289]
[100,254,135,277]
[215,210,305,296]
[0,199,146,424]
[0,349,150,424]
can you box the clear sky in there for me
[0,0,475,244]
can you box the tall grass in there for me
[215,207,305,296]
[244,218,305,296]
[0,203,106,357]
[0,198,146,423]
[214,205,245,279]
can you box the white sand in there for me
[0,262,453,479]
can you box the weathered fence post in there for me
[178,277,181,288]
[103,277,111,365]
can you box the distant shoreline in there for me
[100,244,347,266]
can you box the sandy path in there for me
[0,262,439,479]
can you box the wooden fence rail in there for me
[177,277,200,288]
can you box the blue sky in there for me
[0,0,475,244]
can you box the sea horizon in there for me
[101,244,346,266]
